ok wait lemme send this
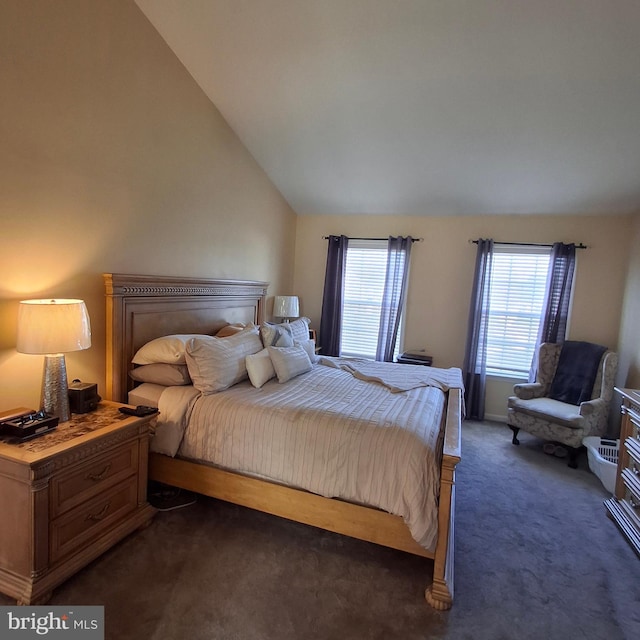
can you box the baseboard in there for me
[484,413,507,423]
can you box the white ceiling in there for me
[134,0,640,217]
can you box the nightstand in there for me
[0,401,156,604]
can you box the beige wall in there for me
[0,0,297,409]
[294,213,632,419]
[618,215,640,389]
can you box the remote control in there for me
[118,405,159,417]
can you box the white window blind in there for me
[484,246,551,377]
[341,239,403,359]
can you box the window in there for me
[340,239,404,359]
[483,246,551,377]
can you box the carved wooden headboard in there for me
[103,273,268,403]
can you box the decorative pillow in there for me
[295,339,320,364]
[259,318,311,347]
[215,323,247,337]
[132,334,206,365]
[288,317,311,342]
[129,363,192,386]
[267,345,313,383]
[246,349,276,388]
[260,322,294,347]
[185,326,263,394]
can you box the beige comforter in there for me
[156,361,461,551]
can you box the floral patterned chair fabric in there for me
[507,342,618,468]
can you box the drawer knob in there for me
[85,501,111,522]
[85,463,112,482]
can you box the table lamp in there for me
[273,295,299,322]
[17,299,92,422]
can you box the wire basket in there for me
[583,436,619,494]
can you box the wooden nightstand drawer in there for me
[50,441,138,517]
[49,478,138,564]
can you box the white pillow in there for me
[129,363,192,386]
[185,326,263,394]
[132,334,205,365]
[246,349,276,388]
[267,345,313,383]
[295,339,320,364]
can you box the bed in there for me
[104,273,462,610]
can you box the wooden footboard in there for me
[149,454,432,558]
[425,387,462,610]
[148,387,462,610]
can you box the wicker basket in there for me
[583,436,619,494]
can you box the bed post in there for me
[104,273,124,402]
[425,387,462,610]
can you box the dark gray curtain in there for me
[539,242,576,343]
[376,236,413,361]
[462,239,494,420]
[529,242,576,380]
[318,235,348,356]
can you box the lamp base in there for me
[41,354,71,422]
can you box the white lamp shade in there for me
[273,295,299,319]
[17,299,92,354]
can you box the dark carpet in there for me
[2,421,638,639]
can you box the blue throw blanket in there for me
[548,341,607,406]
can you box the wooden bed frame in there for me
[104,272,462,610]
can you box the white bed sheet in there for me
[128,382,166,408]
[153,361,457,552]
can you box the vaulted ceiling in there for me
[134,0,640,217]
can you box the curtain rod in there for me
[323,236,423,242]
[469,239,587,249]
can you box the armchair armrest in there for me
[512,382,544,400]
[579,397,609,435]
[579,397,605,417]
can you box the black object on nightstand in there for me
[0,410,58,441]
[397,351,433,366]
[68,379,101,413]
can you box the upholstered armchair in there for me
[507,342,618,468]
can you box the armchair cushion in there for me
[508,396,585,429]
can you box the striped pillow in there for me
[267,344,313,383]
[185,326,263,394]
[288,317,311,342]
